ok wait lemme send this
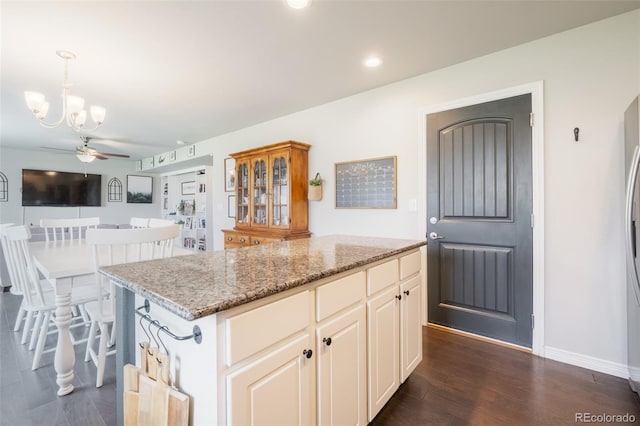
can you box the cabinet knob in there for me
[404,290,410,296]
[303,349,313,359]
[322,337,332,346]
[239,238,246,243]
[254,240,260,245]
[226,237,232,241]
[396,294,402,301]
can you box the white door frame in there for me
[419,81,545,356]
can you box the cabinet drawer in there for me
[225,291,310,366]
[399,251,421,280]
[224,232,250,247]
[250,236,282,246]
[367,259,398,296]
[316,272,365,322]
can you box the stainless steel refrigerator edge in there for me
[625,95,640,393]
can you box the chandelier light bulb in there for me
[25,91,45,113]
[66,95,85,115]
[36,102,49,119]
[90,105,106,124]
[75,110,87,127]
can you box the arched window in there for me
[108,177,122,202]
[0,172,7,202]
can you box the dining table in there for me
[29,238,192,396]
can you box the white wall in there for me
[173,11,638,369]
[0,147,160,225]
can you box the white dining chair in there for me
[3,225,98,370]
[129,217,149,229]
[0,223,28,333]
[40,217,100,241]
[148,218,175,228]
[84,225,179,387]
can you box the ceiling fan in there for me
[42,136,131,163]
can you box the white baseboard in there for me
[544,346,630,379]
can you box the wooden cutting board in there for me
[123,363,189,426]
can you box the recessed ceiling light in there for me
[364,56,383,68]
[286,0,311,9]
[176,140,185,145]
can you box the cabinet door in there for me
[400,275,422,382]
[236,160,251,225]
[317,305,366,426]
[252,156,269,228]
[270,150,291,229]
[226,333,314,426]
[367,286,399,421]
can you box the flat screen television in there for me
[22,169,102,207]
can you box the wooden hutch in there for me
[222,140,311,249]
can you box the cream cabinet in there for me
[314,271,367,426]
[367,285,400,420]
[316,305,366,426]
[366,254,423,421]
[226,333,314,426]
[220,250,422,426]
[400,275,422,382]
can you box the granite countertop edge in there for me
[100,238,426,321]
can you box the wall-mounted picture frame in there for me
[127,175,153,204]
[335,156,397,209]
[228,195,236,218]
[225,157,236,192]
[187,144,195,157]
[142,157,154,170]
[181,181,196,195]
[169,150,176,161]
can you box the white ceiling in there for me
[2,0,639,160]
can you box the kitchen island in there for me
[101,235,426,426]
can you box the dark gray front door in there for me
[426,94,533,347]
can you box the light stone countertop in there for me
[99,235,426,320]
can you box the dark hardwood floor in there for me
[1,291,638,425]
[371,327,640,425]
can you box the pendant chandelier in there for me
[24,50,106,133]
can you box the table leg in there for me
[53,277,75,396]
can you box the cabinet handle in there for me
[303,349,313,359]
[239,238,246,243]
[404,290,410,296]
[322,337,332,346]
[396,294,402,301]
[254,240,260,245]
[226,237,232,241]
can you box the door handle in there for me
[626,145,640,305]
[429,232,444,240]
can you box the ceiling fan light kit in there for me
[24,50,106,133]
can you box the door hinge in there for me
[530,213,535,228]
[529,112,534,127]
[531,314,535,329]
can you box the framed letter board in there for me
[335,156,397,209]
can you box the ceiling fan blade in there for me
[41,146,75,153]
[96,151,130,158]
[94,154,109,160]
